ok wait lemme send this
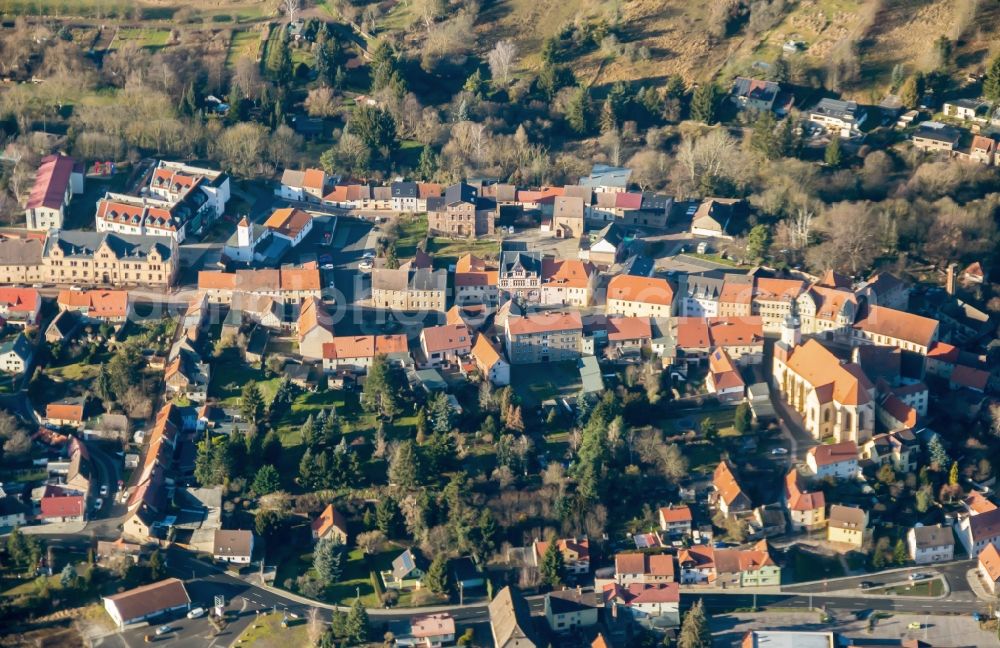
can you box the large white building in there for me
[24,154,83,231]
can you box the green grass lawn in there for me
[113,28,172,49]
[876,578,944,597]
[226,29,261,67]
[232,612,309,647]
[274,545,409,608]
[427,236,501,268]
[682,441,722,474]
[393,215,428,259]
[208,351,280,407]
[510,362,581,408]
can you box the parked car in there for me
[359,259,374,270]
[859,581,876,589]
[770,448,789,455]
[907,622,922,629]
[362,251,376,259]
[92,499,103,511]
[155,625,172,636]
[187,607,205,619]
[99,485,109,497]
[908,572,930,581]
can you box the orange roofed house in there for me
[311,504,349,544]
[298,297,335,360]
[614,552,675,586]
[454,254,499,306]
[851,305,939,355]
[277,168,327,202]
[504,312,583,364]
[57,289,131,322]
[420,323,472,367]
[540,258,598,307]
[533,537,590,575]
[773,317,875,444]
[658,504,693,537]
[713,460,751,517]
[263,208,313,247]
[322,334,409,373]
[0,287,41,327]
[784,469,826,530]
[470,334,510,386]
[605,275,675,319]
[198,268,321,304]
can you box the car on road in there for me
[155,625,172,636]
[100,485,109,497]
[187,607,205,619]
[92,499,103,511]
[859,581,877,589]
[321,263,334,270]
[362,250,376,259]
[908,572,930,581]
[359,259,374,270]
[973,612,982,622]
[769,448,789,455]
[907,622,922,629]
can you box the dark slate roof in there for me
[731,77,780,103]
[640,193,671,210]
[44,230,173,262]
[426,196,445,211]
[0,333,32,360]
[392,549,419,579]
[914,122,962,144]
[500,250,542,275]
[445,182,478,206]
[409,268,447,292]
[391,182,418,198]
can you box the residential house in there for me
[470,334,510,386]
[955,507,1000,556]
[34,230,177,288]
[427,182,496,238]
[164,346,210,403]
[545,589,598,633]
[912,122,962,153]
[0,287,41,327]
[784,469,826,530]
[102,578,191,628]
[614,552,675,586]
[213,529,254,564]
[25,154,83,231]
[827,505,868,548]
[677,545,716,584]
[943,98,987,121]
[298,297,335,360]
[907,524,955,565]
[714,541,781,587]
[262,208,313,247]
[706,347,745,403]
[390,181,419,212]
[852,305,939,355]
[603,316,652,360]
[321,334,410,372]
[808,98,867,138]
[969,134,997,165]
[95,190,210,243]
[420,323,472,366]
[454,253,499,306]
[489,586,539,648]
[277,168,326,202]
[0,495,27,528]
[311,504,349,544]
[371,267,448,313]
[498,249,543,303]
[772,322,876,444]
[861,429,919,472]
[147,160,230,218]
[46,398,86,428]
[0,333,32,374]
[713,460,751,516]
[690,198,742,238]
[382,549,424,590]
[796,284,857,339]
[678,273,724,317]
[730,77,781,113]
[752,277,807,332]
[658,505,693,537]
[603,582,680,626]
[552,196,585,238]
[198,268,321,304]
[806,442,859,480]
[38,484,85,523]
[57,289,130,322]
[583,224,627,268]
[606,275,674,319]
[580,164,631,193]
[504,312,583,364]
[674,317,764,365]
[978,544,1000,595]
[533,537,590,575]
[540,258,597,307]
[718,275,754,318]
[403,613,455,648]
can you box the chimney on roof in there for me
[946,262,957,295]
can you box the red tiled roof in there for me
[854,305,938,348]
[541,258,595,289]
[322,334,408,360]
[40,488,85,518]
[607,275,674,306]
[808,441,858,467]
[311,504,347,538]
[614,192,643,209]
[980,544,1000,582]
[46,401,84,422]
[421,324,471,354]
[785,469,825,512]
[950,364,989,391]
[658,505,692,524]
[785,339,873,406]
[713,461,747,507]
[57,289,129,319]
[26,154,75,211]
[507,312,583,336]
[0,287,40,314]
[606,316,651,341]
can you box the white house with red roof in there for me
[602,582,680,625]
[148,160,230,217]
[784,469,826,530]
[37,484,86,523]
[24,154,83,231]
[657,504,693,537]
[806,441,859,480]
[706,347,745,403]
[419,324,472,367]
[0,287,41,327]
[533,537,591,575]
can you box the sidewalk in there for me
[965,568,994,600]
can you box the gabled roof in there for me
[57,289,130,319]
[322,334,408,360]
[853,305,938,348]
[950,364,989,391]
[392,549,420,578]
[103,578,190,622]
[46,398,85,422]
[541,258,595,289]
[471,334,505,373]
[263,208,312,239]
[421,323,471,354]
[0,287,40,315]
[606,316,652,341]
[489,586,537,647]
[607,275,674,306]
[213,529,253,557]
[311,504,348,539]
[298,297,333,339]
[968,508,1000,544]
[614,552,674,578]
[808,441,858,467]
[713,461,748,507]
[980,544,1000,582]
[659,504,692,524]
[534,537,590,563]
[27,154,75,211]
[785,339,873,406]
[828,504,867,529]
[507,311,583,336]
[785,469,825,512]
[909,524,954,549]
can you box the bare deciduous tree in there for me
[488,39,518,88]
[281,0,300,24]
